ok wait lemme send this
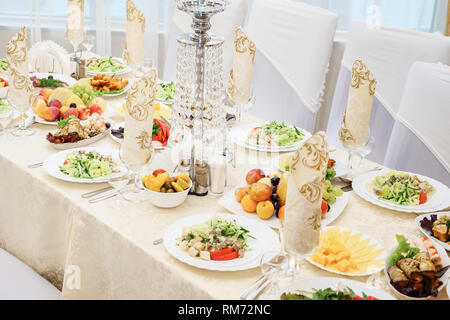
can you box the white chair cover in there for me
[163,0,248,81]
[0,248,61,299]
[29,40,72,76]
[246,0,337,132]
[384,62,450,186]
[327,21,450,163]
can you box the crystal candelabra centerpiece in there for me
[172,0,229,196]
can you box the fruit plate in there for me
[415,212,450,251]
[218,187,349,230]
[275,153,350,178]
[383,237,450,300]
[229,122,311,153]
[43,146,127,184]
[86,57,131,76]
[48,127,111,150]
[276,277,396,300]
[306,226,387,277]
[353,169,450,213]
[163,213,281,272]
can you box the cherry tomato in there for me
[321,199,328,219]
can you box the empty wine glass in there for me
[12,103,35,137]
[226,85,255,125]
[135,59,154,78]
[0,102,13,140]
[341,128,376,175]
[83,33,95,54]
[119,142,153,203]
[107,167,131,209]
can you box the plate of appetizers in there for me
[276,154,350,178]
[46,114,111,150]
[278,277,396,300]
[416,213,450,251]
[384,234,450,300]
[219,169,348,230]
[30,73,76,89]
[163,213,281,271]
[353,169,450,213]
[90,74,130,97]
[43,147,126,184]
[307,226,387,277]
[85,56,130,76]
[229,122,311,153]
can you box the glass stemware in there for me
[135,59,154,78]
[12,103,35,137]
[0,103,13,140]
[118,142,153,203]
[107,170,131,209]
[226,86,255,125]
[340,128,376,175]
[82,33,95,53]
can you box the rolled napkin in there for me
[66,0,85,46]
[227,27,256,103]
[283,131,329,257]
[123,0,145,68]
[339,58,377,148]
[122,68,158,166]
[6,26,35,109]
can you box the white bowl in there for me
[142,180,191,209]
[0,86,8,99]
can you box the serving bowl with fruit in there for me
[141,169,192,208]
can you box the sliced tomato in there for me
[365,296,379,300]
[152,169,166,177]
[419,191,427,204]
[321,199,328,219]
[210,248,235,260]
[63,160,68,165]
[211,250,239,261]
[352,295,364,300]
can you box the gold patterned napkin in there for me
[123,0,145,68]
[123,69,158,166]
[6,26,35,109]
[66,0,84,46]
[339,58,377,148]
[283,132,329,257]
[227,27,256,103]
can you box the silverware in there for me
[437,265,450,278]
[28,162,43,169]
[88,191,119,203]
[341,183,353,192]
[153,238,163,245]
[82,186,114,199]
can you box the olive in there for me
[70,103,77,108]
[160,187,166,193]
[270,194,280,203]
[105,122,111,129]
[271,176,280,186]
[48,75,53,79]
[167,189,174,193]
[327,204,330,212]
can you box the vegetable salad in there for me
[59,150,117,179]
[247,122,304,147]
[86,57,126,73]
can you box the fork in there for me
[28,162,43,169]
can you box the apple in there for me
[246,169,265,185]
[42,107,61,122]
[64,108,79,119]
[40,88,53,100]
[77,105,90,120]
[33,97,47,114]
[249,183,272,202]
[89,104,102,115]
[48,99,62,109]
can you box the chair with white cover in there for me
[0,248,61,299]
[245,0,337,133]
[163,0,249,81]
[384,62,450,186]
[327,21,450,164]
[28,40,72,76]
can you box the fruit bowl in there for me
[141,180,192,209]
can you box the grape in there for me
[327,193,336,204]
[332,187,343,197]
[70,84,96,105]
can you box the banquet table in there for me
[0,91,448,300]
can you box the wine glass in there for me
[119,142,153,203]
[340,128,376,176]
[107,168,131,209]
[226,85,255,125]
[135,59,154,78]
[82,33,95,54]
[0,103,13,140]
[12,101,35,137]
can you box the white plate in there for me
[277,277,396,300]
[48,127,111,150]
[218,187,348,230]
[229,122,311,153]
[86,57,130,76]
[306,226,387,277]
[415,212,450,251]
[384,237,450,300]
[353,169,450,213]
[43,146,126,184]
[275,153,350,178]
[163,213,281,271]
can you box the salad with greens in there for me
[281,287,379,300]
[156,82,175,102]
[59,150,118,179]
[86,57,126,73]
[371,170,434,206]
[388,234,420,266]
[0,58,8,74]
[176,216,255,261]
[247,122,304,147]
